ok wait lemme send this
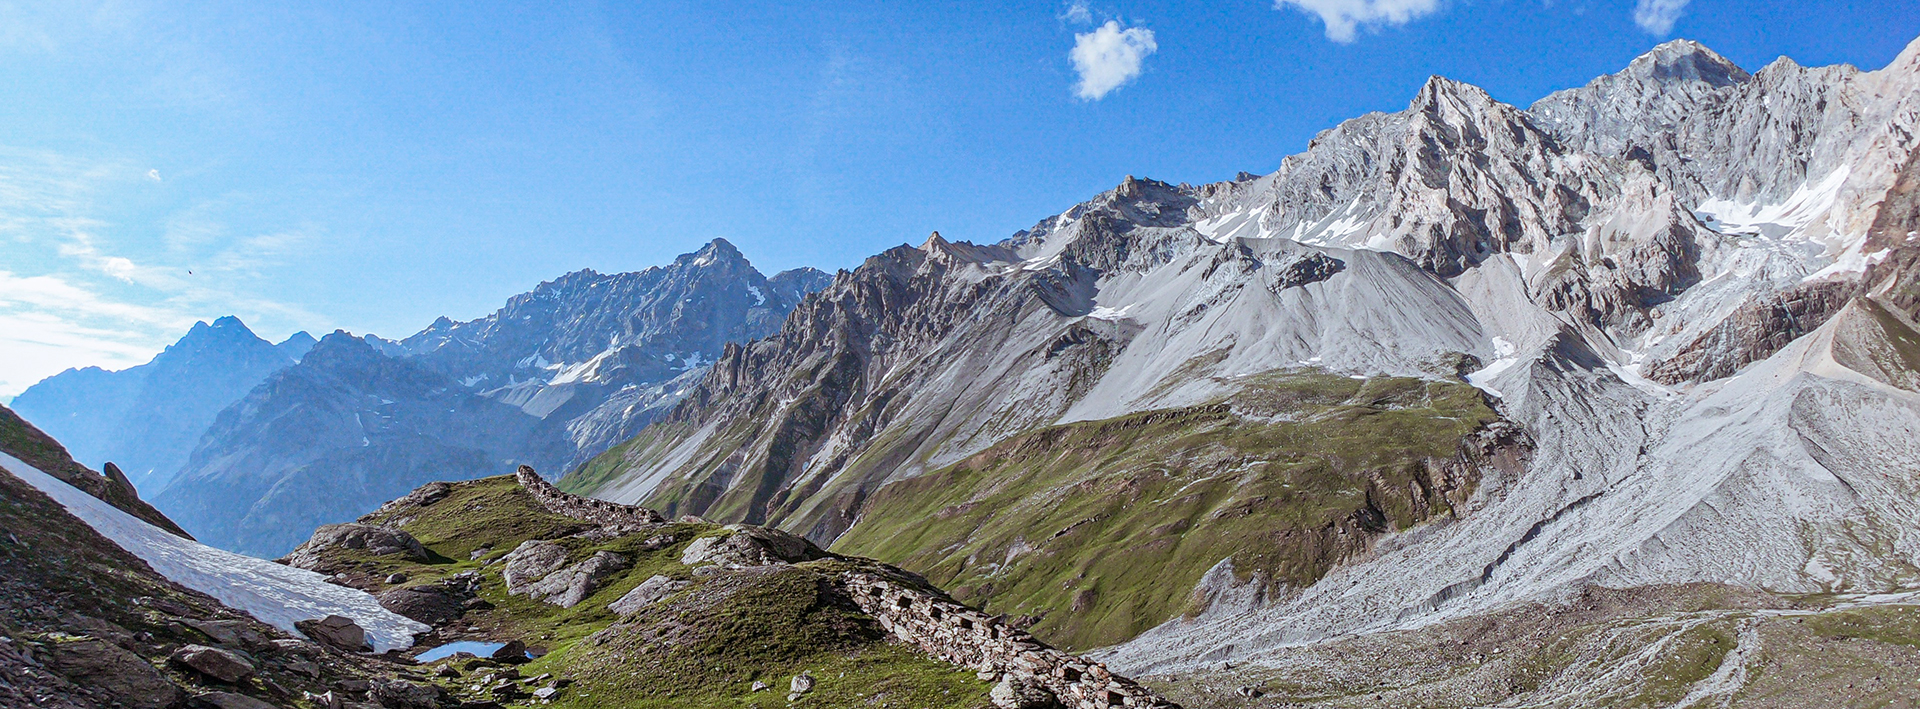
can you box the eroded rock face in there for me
[169,644,255,684]
[48,639,184,709]
[281,524,429,571]
[294,615,370,653]
[501,540,570,592]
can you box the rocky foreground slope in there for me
[564,35,1920,704]
[0,405,432,709]
[282,466,1182,708]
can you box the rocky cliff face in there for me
[10,317,308,493]
[570,36,1920,677]
[153,239,828,556]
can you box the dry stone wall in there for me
[515,465,665,528]
[843,573,1181,709]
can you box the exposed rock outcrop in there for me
[281,524,430,572]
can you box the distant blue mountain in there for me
[11,317,308,492]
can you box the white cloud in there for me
[1632,0,1689,35]
[1062,1,1093,24]
[1070,21,1157,100]
[147,168,161,181]
[1276,0,1443,43]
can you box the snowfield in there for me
[0,451,427,652]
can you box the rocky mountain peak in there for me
[302,331,384,371]
[275,331,318,362]
[1628,39,1750,86]
[172,316,270,353]
[1410,75,1502,115]
[679,237,747,268]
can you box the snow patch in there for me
[1695,167,1851,241]
[0,452,428,651]
[747,285,766,306]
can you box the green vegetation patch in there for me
[1803,605,1920,648]
[833,369,1504,651]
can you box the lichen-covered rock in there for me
[281,524,429,571]
[370,679,444,709]
[190,691,277,709]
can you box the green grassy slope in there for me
[831,370,1512,651]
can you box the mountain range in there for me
[11,317,314,492]
[560,35,1920,691]
[13,238,830,557]
[10,33,1920,709]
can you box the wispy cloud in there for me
[0,146,328,397]
[1070,21,1157,100]
[1632,0,1689,35]
[1061,1,1094,25]
[1276,0,1444,43]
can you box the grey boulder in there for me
[169,644,255,684]
[295,615,371,653]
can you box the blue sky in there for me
[1,0,1915,397]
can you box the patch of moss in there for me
[832,369,1504,651]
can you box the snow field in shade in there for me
[0,451,427,652]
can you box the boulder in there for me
[680,525,821,567]
[489,640,528,664]
[500,541,570,592]
[607,575,692,616]
[282,524,429,570]
[169,644,255,684]
[378,585,466,625]
[47,638,184,709]
[190,692,277,709]
[512,550,630,608]
[295,615,371,653]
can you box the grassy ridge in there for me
[315,476,992,709]
[832,370,1503,651]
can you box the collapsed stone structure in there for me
[515,465,665,528]
[843,573,1179,709]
